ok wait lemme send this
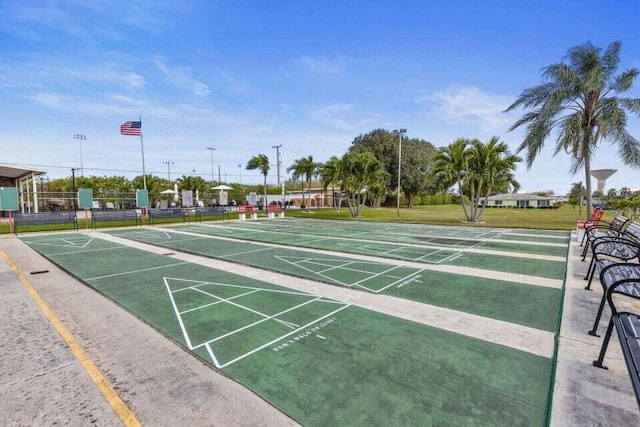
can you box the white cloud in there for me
[153,58,210,96]
[293,55,344,74]
[310,102,384,132]
[416,85,515,132]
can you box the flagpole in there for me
[140,115,147,190]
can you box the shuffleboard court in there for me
[21,233,554,426]
[169,222,568,280]
[222,217,569,253]
[105,228,562,332]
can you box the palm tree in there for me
[505,40,640,214]
[432,137,520,222]
[246,154,270,206]
[287,155,318,208]
[431,138,472,219]
[568,182,586,214]
[340,151,387,217]
[320,156,343,211]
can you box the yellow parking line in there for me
[0,249,141,427]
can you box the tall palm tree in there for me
[287,156,318,208]
[246,154,270,206]
[320,156,343,211]
[505,40,640,214]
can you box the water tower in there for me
[590,169,617,192]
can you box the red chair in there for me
[577,209,604,244]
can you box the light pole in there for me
[238,164,242,185]
[272,144,282,187]
[73,134,86,176]
[395,128,407,220]
[162,161,174,181]
[207,147,216,183]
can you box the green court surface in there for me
[107,228,562,332]
[217,218,569,255]
[21,233,554,426]
[169,221,568,280]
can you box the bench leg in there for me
[581,241,590,261]
[584,258,596,289]
[593,318,615,369]
[588,295,608,336]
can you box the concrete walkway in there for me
[1,228,639,425]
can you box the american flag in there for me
[120,121,142,136]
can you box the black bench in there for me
[148,208,189,225]
[592,263,640,410]
[194,207,229,221]
[581,215,630,260]
[584,224,640,289]
[91,210,142,229]
[13,212,78,234]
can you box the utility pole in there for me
[162,160,174,181]
[272,144,282,187]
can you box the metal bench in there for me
[581,215,631,260]
[91,210,141,229]
[592,263,640,410]
[13,212,78,234]
[194,207,229,221]
[588,262,640,336]
[148,208,189,225]
[584,223,640,288]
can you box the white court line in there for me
[316,261,356,274]
[219,246,275,258]
[48,245,127,257]
[86,261,190,281]
[165,277,313,297]
[351,264,403,287]
[179,289,261,315]
[375,269,425,294]
[217,304,351,369]
[205,343,221,369]
[193,297,323,349]
[279,259,352,288]
[165,278,194,349]
[192,287,271,319]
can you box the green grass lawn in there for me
[284,204,612,230]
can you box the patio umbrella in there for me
[211,184,234,191]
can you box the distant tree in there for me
[350,129,436,207]
[176,175,209,193]
[568,181,586,213]
[287,155,319,208]
[505,40,640,215]
[607,188,618,199]
[320,156,343,211]
[246,154,270,205]
[340,151,387,217]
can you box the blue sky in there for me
[2,0,640,194]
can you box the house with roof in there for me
[481,193,558,209]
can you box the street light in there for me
[395,128,407,220]
[162,160,174,181]
[73,134,86,176]
[207,147,216,183]
[238,164,242,185]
